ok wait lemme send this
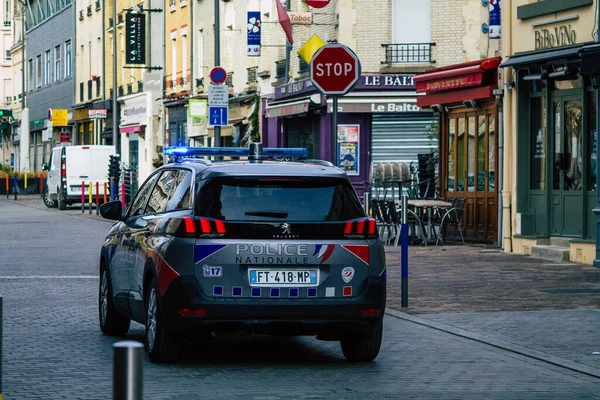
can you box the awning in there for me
[500,46,581,69]
[416,86,494,108]
[120,125,141,134]
[414,57,501,94]
[265,93,321,118]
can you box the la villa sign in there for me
[535,24,577,50]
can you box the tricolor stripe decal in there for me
[194,244,228,264]
[314,244,335,264]
[341,245,370,265]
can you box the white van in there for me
[42,145,116,210]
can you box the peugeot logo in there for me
[281,223,291,235]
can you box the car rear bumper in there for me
[160,275,386,338]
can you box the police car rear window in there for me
[195,177,364,222]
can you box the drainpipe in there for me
[501,0,513,253]
[496,81,504,249]
[594,0,600,266]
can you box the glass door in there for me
[551,95,583,236]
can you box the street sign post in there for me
[310,43,361,164]
[208,84,228,106]
[209,67,227,85]
[208,106,229,126]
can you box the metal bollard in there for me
[121,183,125,209]
[1,297,3,400]
[96,182,99,215]
[24,173,27,195]
[364,191,370,216]
[40,175,44,194]
[5,175,8,199]
[88,182,93,215]
[111,179,117,201]
[113,341,143,400]
[401,194,409,308]
[81,181,85,213]
[12,176,17,200]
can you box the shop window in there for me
[467,116,475,192]
[477,115,486,191]
[456,117,465,192]
[488,114,496,191]
[447,118,455,192]
[553,75,583,91]
[530,97,547,190]
[587,90,597,191]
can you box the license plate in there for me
[249,269,318,286]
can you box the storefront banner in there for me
[327,100,422,113]
[416,73,483,93]
[266,100,309,118]
[489,0,501,39]
[247,11,261,56]
[274,74,415,100]
[51,109,68,127]
[89,109,107,119]
[189,99,208,118]
[121,96,147,125]
[337,125,359,176]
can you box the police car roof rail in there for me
[178,158,213,166]
[163,143,308,163]
[303,159,334,167]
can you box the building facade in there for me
[73,0,105,146]
[501,0,600,264]
[23,0,75,172]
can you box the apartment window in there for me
[171,37,176,88]
[181,34,187,85]
[197,31,204,86]
[36,55,41,88]
[44,50,50,85]
[54,45,61,82]
[4,79,11,106]
[65,40,72,78]
[27,59,33,91]
[3,35,11,62]
[392,0,431,60]
[4,0,10,27]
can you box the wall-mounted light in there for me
[430,104,443,113]
[463,100,477,108]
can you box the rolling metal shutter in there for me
[371,112,437,166]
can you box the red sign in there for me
[209,67,227,85]
[59,131,70,143]
[306,0,330,8]
[310,44,361,95]
[416,73,483,93]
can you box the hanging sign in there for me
[247,11,261,56]
[125,13,146,64]
[189,99,208,118]
[489,0,501,39]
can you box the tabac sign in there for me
[126,13,146,64]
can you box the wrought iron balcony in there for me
[275,60,286,80]
[226,71,233,86]
[247,66,257,84]
[137,81,143,93]
[381,43,436,64]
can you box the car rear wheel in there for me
[57,188,67,210]
[99,266,130,336]
[145,278,181,363]
[340,323,383,362]
[42,187,57,208]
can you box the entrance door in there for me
[444,106,498,240]
[551,95,583,236]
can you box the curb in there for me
[385,308,600,379]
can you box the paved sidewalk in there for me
[385,244,600,314]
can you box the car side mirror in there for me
[41,163,48,171]
[100,200,123,221]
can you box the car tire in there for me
[340,323,383,362]
[145,278,181,363]
[42,187,57,208]
[57,188,67,210]
[99,265,130,336]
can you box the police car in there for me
[98,143,386,363]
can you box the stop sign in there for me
[310,44,361,95]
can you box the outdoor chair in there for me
[386,200,428,247]
[435,198,466,245]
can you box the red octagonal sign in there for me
[310,44,361,95]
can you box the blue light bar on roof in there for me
[163,146,308,158]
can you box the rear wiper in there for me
[244,211,288,218]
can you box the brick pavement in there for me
[385,244,600,314]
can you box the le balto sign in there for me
[534,24,576,50]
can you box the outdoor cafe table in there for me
[396,199,454,242]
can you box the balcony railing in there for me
[117,13,123,24]
[225,72,233,86]
[247,66,257,84]
[95,0,101,11]
[275,60,286,80]
[381,43,436,64]
[87,5,92,16]
[4,14,11,27]
[109,18,113,28]
[127,83,133,94]
[78,10,84,20]
[298,56,309,75]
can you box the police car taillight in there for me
[169,217,226,238]
[344,218,377,239]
